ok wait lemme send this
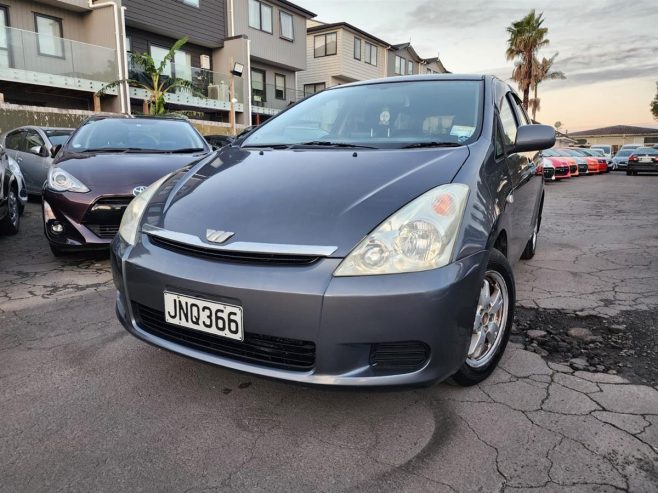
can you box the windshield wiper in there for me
[401,142,464,149]
[163,148,207,154]
[242,144,292,149]
[294,141,377,149]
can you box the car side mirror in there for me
[512,124,556,153]
[40,145,51,158]
[0,144,4,154]
[50,144,62,158]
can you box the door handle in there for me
[16,157,22,163]
[506,194,514,204]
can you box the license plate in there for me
[639,157,652,163]
[164,292,243,341]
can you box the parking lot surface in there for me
[1,174,657,492]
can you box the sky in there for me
[293,0,658,132]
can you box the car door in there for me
[498,93,535,261]
[4,130,31,190]
[20,129,49,194]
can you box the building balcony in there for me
[251,83,304,116]
[128,59,245,113]
[0,27,118,94]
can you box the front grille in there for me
[555,167,569,176]
[83,196,133,237]
[543,169,555,178]
[133,303,316,371]
[570,165,577,173]
[87,224,120,239]
[370,341,430,372]
[149,235,319,265]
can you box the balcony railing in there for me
[0,26,118,93]
[251,83,305,115]
[128,57,244,112]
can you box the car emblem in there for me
[133,186,147,196]
[206,229,234,244]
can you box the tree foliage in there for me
[528,53,566,121]
[652,82,658,121]
[98,37,201,115]
[506,10,549,110]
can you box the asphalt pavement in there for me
[1,173,657,492]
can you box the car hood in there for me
[55,152,208,194]
[155,146,469,257]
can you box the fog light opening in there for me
[50,221,64,234]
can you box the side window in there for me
[25,130,45,151]
[511,95,530,125]
[5,131,24,151]
[494,119,505,160]
[499,95,518,146]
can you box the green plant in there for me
[651,82,658,120]
[528,53,566,121]
[506,10,549,110]
[98,37,201,115]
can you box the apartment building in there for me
[299,21,449,95]
[223,0,315,124]
[298,21,389,96]
[0,0,125,112]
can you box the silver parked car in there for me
[5,153,27,214]
[0,126,73,196]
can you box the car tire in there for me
[626,170,632,176]
[0,187,20,235]
[450,249,515,386]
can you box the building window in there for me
[0,7,9,68]
[407,61,414,75]
[394,56,407,75]
[275,73,286,100]
[251,68,266,104]
[182,0,199,6]
[304,82,325,97]
[353,37,361,60]
[248,0,273,34]
[279,11,293,41]
[314,32,336,58]
[364,42,377,65]
[150,45,192,80]
[35,13,64,58]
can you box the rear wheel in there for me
[0,187,20,235]
[451,249,515,386]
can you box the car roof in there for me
[328,73,489,90]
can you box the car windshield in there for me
[45,130,73,146]
[564,149,585,157]
[635,147,658,155]
[68,118,207,153]
[615,150,632,157]
[243,80,484,149]
[591,146,610,153]
[588,149,604,156]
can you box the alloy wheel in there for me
[466,270,509,368]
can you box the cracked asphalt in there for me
[1,173,657,492]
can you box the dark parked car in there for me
[0,144,21,234]
[43,116,211,256]
[111,75,555,387]
[627,147,658,175]
[1,126,73,196]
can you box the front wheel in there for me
[0,188,20,235]
[450,249,515,386]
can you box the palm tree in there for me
[506,10,549,110]
[98,37,200,115]
[528,53,566,121]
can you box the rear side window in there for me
[5,131,24,151]
[499,96,518,146]
[494,120,505,159]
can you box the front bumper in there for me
[43,190,131,251]
[112,235,488,387]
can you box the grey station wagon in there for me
[111,75,555,387]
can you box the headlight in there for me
[334,183,469,276]
[118,174,171,246]
[47,167,89,193]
